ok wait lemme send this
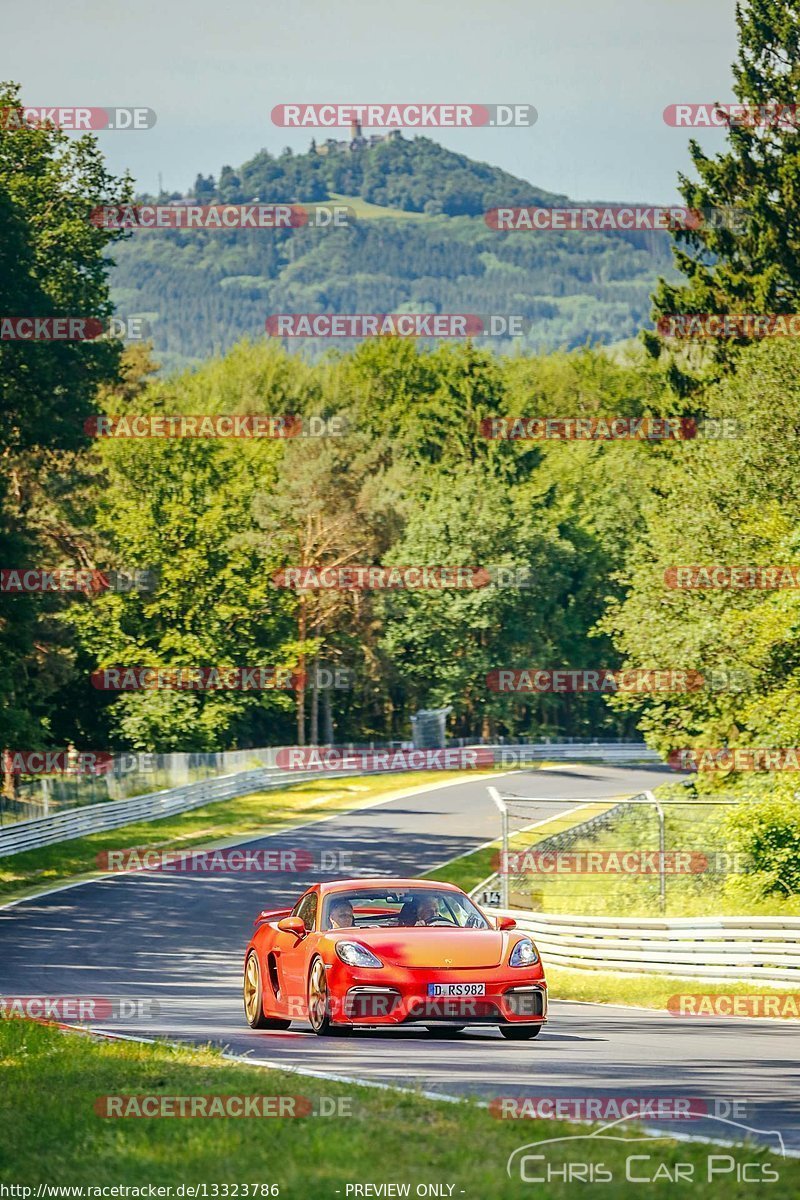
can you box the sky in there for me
[4,0,740,203]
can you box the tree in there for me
[649,1,800,376]
[601,339,800,773]
[0,81,130,784]
[253,431,388,746]
[69,342,313,750]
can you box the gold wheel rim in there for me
[308,960,327,1028]
[244,953,260,1023]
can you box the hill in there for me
[110,135,677,371]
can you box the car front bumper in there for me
[326,962,548,1026]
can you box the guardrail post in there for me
[488,786,509,907]
[645,790,666,914]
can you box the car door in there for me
[274,890,318,1018]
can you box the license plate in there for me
[427,983,486,997]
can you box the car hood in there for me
[329,927,507,969]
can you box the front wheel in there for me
[500,1023,543,1040]
[307,957,351,1036]
[244,951,292,1030]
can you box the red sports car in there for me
[243,878,547,1038]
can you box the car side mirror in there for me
[497,916,517,931]
[277,916,307,938]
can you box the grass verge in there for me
[422,804,800,1017]
[0,770,494,905]
[422,800,614,893]
[547,966,800,1017]
[1,1016,795,1195]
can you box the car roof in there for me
[319,878,462,896]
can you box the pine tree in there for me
[648,0,800,374]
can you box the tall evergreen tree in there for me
[648,1,800,377]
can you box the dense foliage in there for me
[0,81,130,766]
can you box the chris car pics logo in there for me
[506,1113,784,1185]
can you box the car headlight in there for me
[509,938,539,967]
[335,941,384,968]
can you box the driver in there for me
[414,895,440,926]
[328,899,355,929]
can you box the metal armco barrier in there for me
[0,740,660,858]
[485,909,800,984]
[478,742,661,764]
[0,766,329,858]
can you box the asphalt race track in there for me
[1,764,798,1153]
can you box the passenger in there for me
[397,900,418,926]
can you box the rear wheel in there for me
[308,957,351,1036]
[500,1023,543,1040]
[425,1025,465,1036]
[244,951,292,1030]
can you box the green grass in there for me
[507,803,800,918]
[0,770,493,905]
[326,192,422,220]
[423,800,800,1016]
[547,966,800,1016]
[1,1017,796,1196]
[428,789,800,919]
[423,801,615,894]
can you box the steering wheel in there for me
[427,917,456,926]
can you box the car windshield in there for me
[322,888,490,931]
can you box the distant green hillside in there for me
[110,136,677,371]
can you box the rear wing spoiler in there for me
[253,907,292,928]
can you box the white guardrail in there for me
[0,741,659,858]
[0,765,340,859]
[470,742,662,764]
[484,909,800,984]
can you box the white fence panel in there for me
[484,907,800,984]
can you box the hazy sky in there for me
[5,0,740,202]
